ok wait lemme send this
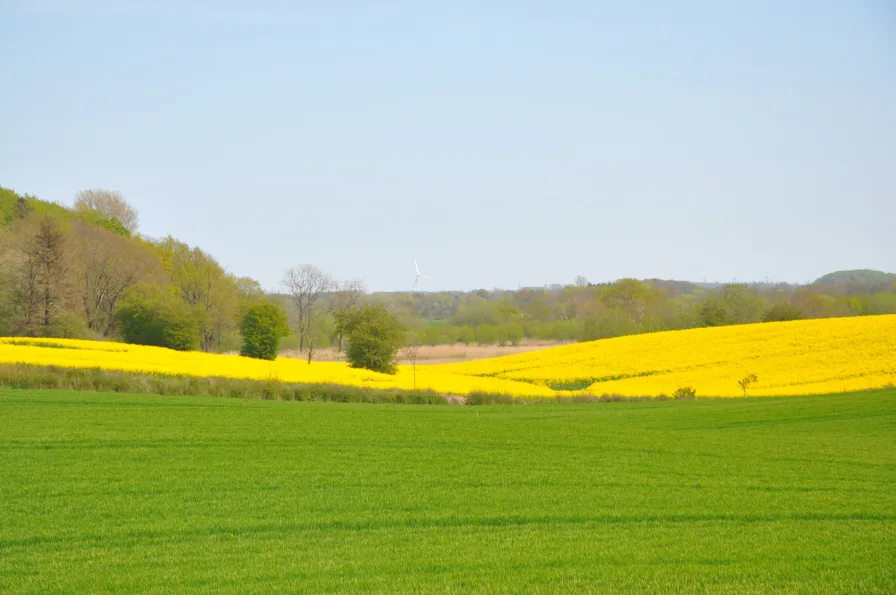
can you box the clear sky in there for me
[2,1,894,292]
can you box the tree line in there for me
[376,275,896,347]
[2,184,894,365]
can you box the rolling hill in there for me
[2,315,895,398]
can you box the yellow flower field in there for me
[1,315,894,398]
[437,315,896,397]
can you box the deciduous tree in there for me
[74,189,139,233]
[72,224,161,335]
[400,338,422,390]
[116,284,199,351]
[240,303,290,360]
[329,278,366,351]
[601,279,663,329]
[281,265,335,352]
[157,238,240,352]
[337,305,404,374]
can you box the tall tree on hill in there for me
[73,189,139,234]
[72,224,162,335]
[281,265,335,352]
[15,215,71,334]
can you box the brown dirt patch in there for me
[280,340,568,365]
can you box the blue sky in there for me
[2,0,894,291]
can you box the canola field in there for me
[0,315,894,398]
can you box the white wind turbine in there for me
[413,258,432,292]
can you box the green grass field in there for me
[1,389,894,593]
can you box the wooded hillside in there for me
[2,184,895,353]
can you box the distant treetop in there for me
[73,189,139,234]
[813,270,896,285]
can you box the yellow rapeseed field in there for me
[437,315,896,397]
[1,315,894,397]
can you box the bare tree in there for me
[74,189,139,233]
[556,300,573,321]
[281,265,335,352]
[329,278,366,351]
[72,224,161,335]
[400,340,422,390]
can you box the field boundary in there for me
[0,364,450,405]
[0,364,887,406]
[0,363,692,405]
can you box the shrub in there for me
[43,311,89,339]
[673,386,697,400]
[116,285,199,351]
[738,373,759,397]
[338,305,404,374]
[240,303,289,360]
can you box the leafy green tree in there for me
[451,302,503,327]
[763,301,804,322]
[601,279,664,329]
[0,187,22,226]
[582,307,637,341]
[155,238,239,352]
[699,299,730,327]
[506,323,524,346]
[865,292,896,315]
[329,278,366,351]
[474,324,498,345]
[700,284,766,326]
[116,284,199,351]
[420,325,444,346]
[337,305,404,374]
[240,303,290,360]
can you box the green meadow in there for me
[1,389,894,593]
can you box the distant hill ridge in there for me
[813,270,896,285]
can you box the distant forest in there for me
[2,185,895,353]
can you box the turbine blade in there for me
[415,259,420,275]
